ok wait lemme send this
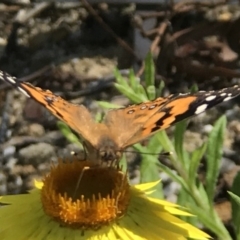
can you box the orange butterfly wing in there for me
[0,71,102,147]
[106,86,240,148]
[1,71,240,153]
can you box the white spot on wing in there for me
[140,105,147,110]
[18,87,30,98]
[223,96,233,102]
[127,109,135,114]
[149,104,156,109]
[205,95,216,101]
[195,104,208,114]
[6,76,17,84]
[220,92,227,97]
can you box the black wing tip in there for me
[0,70,18,86]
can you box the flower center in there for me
[41,158,130,229]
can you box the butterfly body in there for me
[1,70,240,162]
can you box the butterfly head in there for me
[97,136,122,162]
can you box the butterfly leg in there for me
[82,141,88,160]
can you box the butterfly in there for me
[0,70,240,162]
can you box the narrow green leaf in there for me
[136,84,148,101]
[147,134,163,154]
[206,116,226,204]
[57,121,82,147]
[157,161,187,188]
[230,172,240,239]
[197,182,211,208]
[189,204,231,240]
[146,85,156,100]
[174,121,188,165]
[140,157,160,183]
[155,80,165,97]
[156,131,174,153]
[95,112,104,123]
[96,101,121,109]
[189,143,207,186]
[190,83,199,93]
[129,68,139,90]
[114,84,143,103]
[133,140,163,198]
[177,188,198,225]
[144,52,155,87]
[114,68,128,88]
[229,191,240,206]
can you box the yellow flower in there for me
[0,158,210,240]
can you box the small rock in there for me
[0,172,7,195]
[23,99,49,122]
[220,157,236,174]
[57,143,84,159]
[38,163,51,173]
[164,181,181,203]
[214,201,232,223]
[7,174,23,194]
[229,120,240,135]
[159,172,171,183]
[41,131,66,145]
[11,164,36,176]
[18,142,56,166]
[5,157,18,171]
[29,123,45,137]
[18,123,44,137]
[203,124,213,134]
[3,146,16,158]
[15,175,23,188]
[184,131,204,152]
[223,165,240,187]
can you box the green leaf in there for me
[144,52,155,87]
[96,101,121,109]
[114,68,129,88]
[95,112,104,123]
[174,121,189,166]
[197,182,211,208]
[136,84,148,102]
[177,188,198,225]
[129,68,139,90]
[230,172,240,239]
[189,204,231,239]
[206,116,226,204]
[133,140,163,198]
[190,83,199,93]
[146,85,156,100]
[155,80,165,97]
[140,156,160,183]
[229,191,240,206]
[114,83,142,103]
[147,134,163,154]
[189,143,207,186]
[57,121,82,148]
[156,131,174,153]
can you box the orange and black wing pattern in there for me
[120,86,240,147]
[0,71,97,145]
[142,86,240,136]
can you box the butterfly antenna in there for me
[123,150,172,157]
